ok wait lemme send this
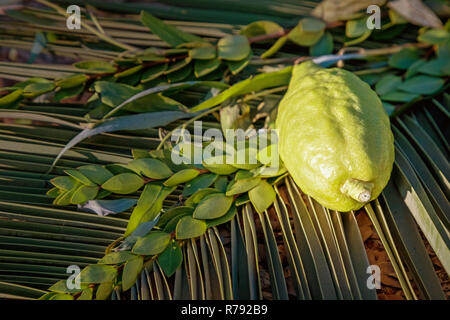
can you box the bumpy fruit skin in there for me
[276,61,394,212]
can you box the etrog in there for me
[276,61,394,212]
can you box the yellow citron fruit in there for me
[276,61,394,212]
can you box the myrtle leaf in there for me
[99,251,137,265]
[175,216,207,239]
[101,173,144,194]
[218,35,251,61]
[128,158,173,179]
[122,256,143,291]
[70,185,98,205]
[182,173,218,197]
[141,11,204,47]
[78,165,114,185]
[64,169,96,186]
[375,74,402,96]
[164,169,200,187]
[288,18,326,46]
[78,265,117,284]
[193,193,233,219]
[158,240,183,277]
[132,231,171,255]
[397,75,444,94]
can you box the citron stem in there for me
[341,179,374,203]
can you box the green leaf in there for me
[23,82,55,97]
[218,35,251,61]
[288,18,326,46]
[185,188,218,207]
[50,293,74,300]
[418,28,450,44]
[158,240,183,277]
[55,74,89,89]
[226,177,261,196]
[240,21,283,39]
[417,58,450,76]
[125,183,175,236]
[346,18,369,38]
[206,203,237,228]
[375,74,402,96]
[0,89,23,106]
[193,193,233,219]
[95,282,113,300]
[249,180,276,214]
[182,173,218,197]
[191,66,292,112]
[168,67,192,83]
[78,288,93,300]
[194,59,221,78]
[141,11,204,47]
[78,165,114,185]
[125,183,163,236]
[158,206,194,228]
[397,75,444,94]
[64,169,97,186]
[175,216,207,239]
[54,188,78,206]
[405,59,427,79]
[163,169,200,186]
[165,57,192,74]
[114,65,143,79]
[141,64,168,83]
[128,158,173,179]
[388,9,408,25]
[73,60,116,73]
[79,265,117,284]
[70,185,98,205]
[214,176,228,193]
[101,173,144,194]
[132,231,171,255]
[227,51,253,74]
[122,256,143,291]
[202,157,238,175]
[54,85,84,102]
[190,46,216,60]
[50,176,77,190]
[344,30,372,46]
[381,91,420,102]
[94,81,139,107]
[99,251,137,264]
[388,48,421,69]
[309,32,333,56]
[46,187,60,198]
